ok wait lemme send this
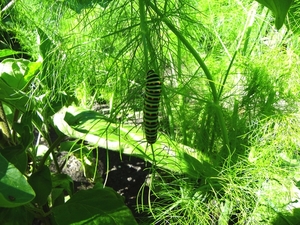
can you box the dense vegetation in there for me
[0,0,300,224]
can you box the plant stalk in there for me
[147,1,229,148]
[0,101,12,145]
[37,135,65,172]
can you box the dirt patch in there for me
[50,145,153,223]
[98,149,153,222]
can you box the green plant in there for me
[0,47,138,224]
[1,0,300,224]
[255,0,294,29]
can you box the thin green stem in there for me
[218,51,237,99]
[147,1,229,148]
[147,143,157,216]
[37,135,65,172]
[0,101,12,145]
[11,109,20,144]
[219,1,258,98]
[138,0,149,68]
[147,2,218,102]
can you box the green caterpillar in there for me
[144,69,162,144]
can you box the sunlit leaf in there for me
[37,28,54,60]
[0,153,35,208]
[23,61,41,86]
[0,49,24,58]
[54,106,218,179]
[0,58,35,111]
[0,58,30,89]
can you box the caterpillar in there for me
[144,69,162,144]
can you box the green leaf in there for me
[0,145,28,174]
[60,141,89,153]
[0,59,35,111]
[28,165,52,205]
[0,79,33,111]
[54,106,218,179]
[12,112,34,149]
[43,91,78,118]
[0,58,30,90]
[51,188,65,207]
[51,173,74,197]
[37,28,54,60]
[0,54,40,92]
[0,153,35,208]
[52,187,138,225]
[0,206,34,224]
[23,61,41,86]
[255,0,294,29]
[0,49,24,58]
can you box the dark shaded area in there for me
[229,210,241,225]
[0,29,31,61]
[98,148,154,224]
[272,207,300,225]
[49,144,154,224]
[62,0,113,13]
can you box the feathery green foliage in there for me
[0,0,300,224]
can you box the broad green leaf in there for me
[0,54,40,92]
[0,206,34,224]
[0,79,33,111]
[60,141,90,154]
[0,58,30,89]
[255,0,294,29]
[52,187,138,225]
[23,61,41,86]
[51,173,74,197]
[0,49,24,58]
[51,188,65,207]
[13,112,34,150]
[28,165,52,205]
[1,103,13,125]
[0,59,35,111]
[0,145,27,174]
[54,106,218,179]
[43,91,78,118]
[0,153,35,208]
[37,28,54,60]
[274,208,300,225]
[0,58,39,93]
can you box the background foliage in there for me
[1,0,300,224]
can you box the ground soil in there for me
[97,148,153,223]
[51,145,154,224]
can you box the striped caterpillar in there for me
[143,70,162,144]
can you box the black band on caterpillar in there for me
[144,70,161,144]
